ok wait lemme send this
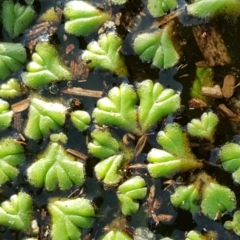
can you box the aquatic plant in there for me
[133,23,180,69]
[21,42,72,89]
[0,192,33,231]
[147,123,203,178]
[0,78,25,98]
[24,95,67,140]
[64,1,110,36]
[186,230,217,240]
[147,0,178,17]
[224,211,240,236]
[171,172,236,219]
[88,128,133,185]
[0,43,26,80]
[0,0,240,238]
[93,79,180,135]
[27,133,85,191]
[0,138,24,185]
[117,176,147,215]
[89,80,180,185]
[48,197,95,239]
[219,143,240,184]
[101,229,132,240]
[190,67,214,103]
[0,99,13,130]
[187,112,219,140]
[70,110,91,132]
[82,32,128,76]
[187,0,240,18]
[110,0,128,5]
[2,0,35,38]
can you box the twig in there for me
[62,87,103,98]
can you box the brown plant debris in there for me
[192,24,231,66]
[25,22,58,52]
[188,98,207,109]
[222,74,236,98]
[11,99,30,113]
[62,87,103,98]
[218,104,237,118]
[134,135,147,157]
[152,213,174,225]
[66,148,88,160]
[69,57,89,80]
[123,133,135,145]
[65,44,75,54]
[153,8,183,28]
[12,113,23,132]
[202,85,223,98]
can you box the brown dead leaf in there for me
[218,104,237,118]
[152,213,174,225]
[123,133,135,145]
[134,135,147,156]
[12,113,23,132]
[66,149,88,160]
[222,74,236,98]
[189,98,207,109]
[62,87,102,98]
[69,56,89,80]
[11,99,30,113]
[66,44,75,54]
[25,22,58,52]
[202,85,223,98]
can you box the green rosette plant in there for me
[133,23,180,69]
[187,0,240,18]
[21,42,72,89]
[48,197,95,240]
[117,176,147,215]
[88,128,134,186]
[88,128,120,160]
[90,79,180,185]
[147,123,203,178]
[2,0,35,38]
[147,0,178,18]
[201,182,236,219]
[101,229,132,240]
[187,112,219,140]
[93,83,138,133]
[171,172,236,220]
[95,155,124,186]
[0,138,24,185]
[190,67,214,103]
[109,0,127,4]
[0,99,13,130]
[0,192,33,231]
[170,184,200,212]
[70,110,91,132]
[137,80,180,134]
[24,95,67,140]
[82,32,128,76]
[64,1,110,36]
[0,78,25,98]
[27,133,85,191]
[224,210,240,236]
[93,79,180,135]
[219,143,240,184]
[186,230,217,240]
[0,43,26,80]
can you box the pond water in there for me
[1,0,240,239]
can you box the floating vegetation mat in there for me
[1,0,240,239]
